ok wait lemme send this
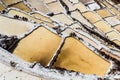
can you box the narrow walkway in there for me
[0,63,45,80]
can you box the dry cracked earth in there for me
[0,0,120,80]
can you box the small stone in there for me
[47,12,54,17]
[10,61,17,67]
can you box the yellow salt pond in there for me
[71,11,93,28]
[2,0,21,6]
[94,21,112,33]
[10,2,31,12]
[0,3,5,11]
[110,8,120,15]
[53,37,110,76]
[103,1,112,8]
[97,9,111,18]
[0,15,33,36]
[13,27,62,66]
[83,11,101,23]
[31,13,52,23]
[114,25,120,32]
[7,9,55,28]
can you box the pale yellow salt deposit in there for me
[13,27,62,66]
[0,15,33,36]
[7,9,43,23]
[53,37,110,76]
[31,13,52,23]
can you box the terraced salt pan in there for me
[114,25,120,32]
[113,40,120,46]
[69,23,82,29]
[47,1,64,14]
[106,0,119,9]
[70,11,94,28]
[43,22,55,28]
[51,13,73,25]
[105,16,120,26]
[0,3,5,11]
[0,15,34,36]
[73,2,88,12]
[110,8,120,15]
[53,37,110,76]
[60,0,75,11]
[97,9,111,18]
[7,8,54,27]
[10,2,31,12]
[106,31,120,41]
[7,9,43,23]
[2,0,21,6]
[27,0,50,14]
[103,1,112,8]
[7,9,55,28]
[31,13,52,23]
[94,21,112,33]
[13,27,62,66]
[82,11,101,23]
[62,28,98,49]
[0,47,101,80]
[30,12,55,27]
